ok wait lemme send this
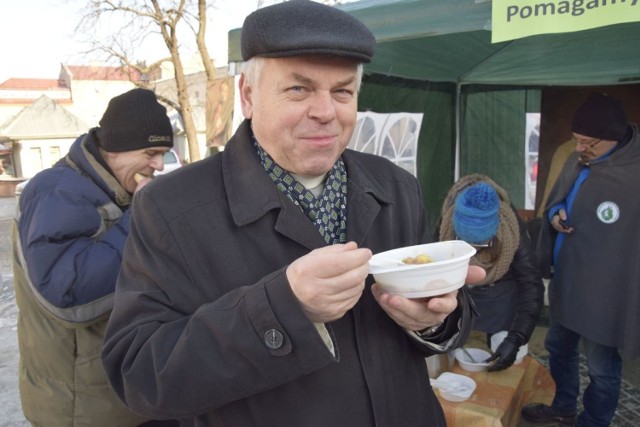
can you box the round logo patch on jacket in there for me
[597,201,620,224]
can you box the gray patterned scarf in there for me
[253,138,347,244]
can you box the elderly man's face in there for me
[572,132,618,164]
[240,56,359,177]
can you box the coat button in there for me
[264,329,284,349]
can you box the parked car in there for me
[154,149,183,176]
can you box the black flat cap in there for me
[241,0,376,63]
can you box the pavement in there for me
[0,196,29,426]
[522,327,640,427]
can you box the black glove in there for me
[486,332,523,372]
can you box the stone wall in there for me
[0,179,26,198]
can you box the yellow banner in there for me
[492,0,640,43]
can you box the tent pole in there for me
[454,82,461,182]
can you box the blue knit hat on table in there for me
[453,182,500,244]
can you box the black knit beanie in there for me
[571,93,628,142]
[97,88,174,152]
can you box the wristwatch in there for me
[416,322,444,337]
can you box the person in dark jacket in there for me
[101,1,483,426]
[522,94,640,426]
[437,174,544,371]
[12,88,176,426]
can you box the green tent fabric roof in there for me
[225,0,640,216]
[228,0,640,86]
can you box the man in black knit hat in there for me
[523,93,640,426]
[12,88,176,426]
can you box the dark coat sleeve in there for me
[507,214,545,342]
[432,286,475,345]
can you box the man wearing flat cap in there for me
[523,93,640,426]
[13,88,176,426]
[102,2,480,426]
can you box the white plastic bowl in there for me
[490,330,528,365]
[369,241,476,298]
[454,348,492,372]
[431,372,477,402]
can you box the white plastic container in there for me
[425,353,455,378]
[490,330,528,365]
[431,372,477,402]
[369,241,476,298]
[454,348,492,372]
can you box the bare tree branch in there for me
[73,0,214,163]
[197,0,216,80]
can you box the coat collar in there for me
[222,120,392,248]
[66,130,132,207]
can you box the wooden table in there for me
[434,356,555,427]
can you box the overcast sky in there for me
[0,0,262,82]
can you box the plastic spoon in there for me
[368,258,405,268]
[430,378,468,394]
[461,347,480,363]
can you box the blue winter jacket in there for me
[12,129,148,426]
[16,129,131,321]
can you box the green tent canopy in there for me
[230,0,640,86]
[340,0,640,86]
[227,0,640,223]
